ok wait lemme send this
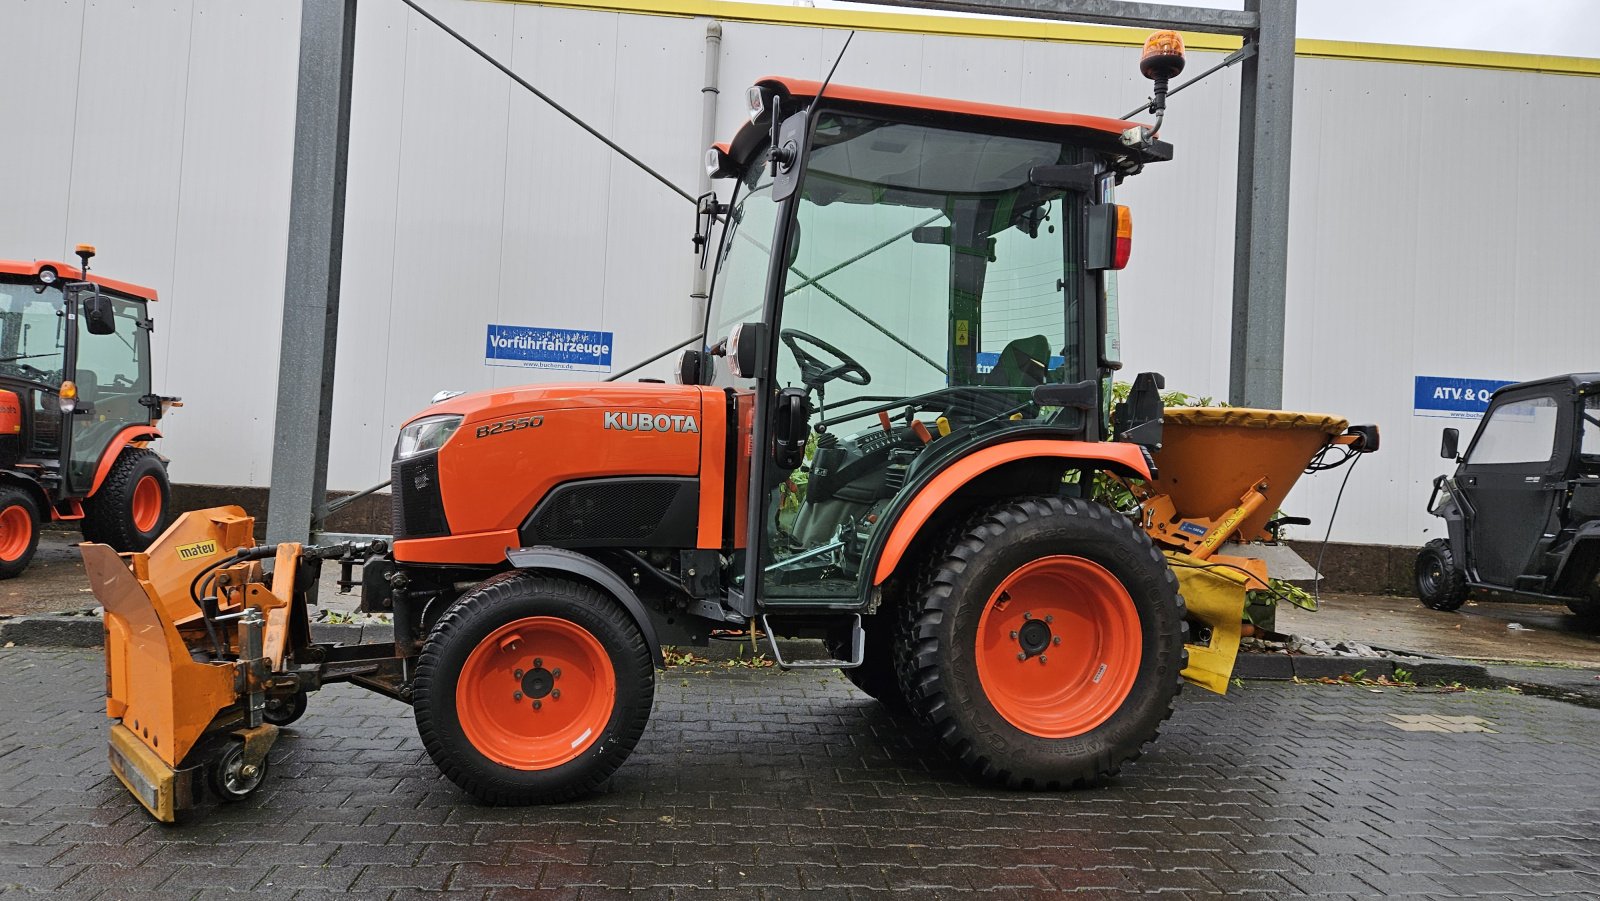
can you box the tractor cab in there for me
[697,78,1170,610]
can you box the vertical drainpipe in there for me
[690,20,723,333]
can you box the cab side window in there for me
[1468,396,1559,465]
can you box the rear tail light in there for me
[1112,205,1132,270]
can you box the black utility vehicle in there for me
[1418,374,1600,619]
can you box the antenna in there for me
[814,30,856,106]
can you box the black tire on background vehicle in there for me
[1415,538,1469,611]
[414,571,654,805]
[831,611,906,712]
[1566,594,1600,622]
[0,485,41,579]
[81,448,170,551]
[894,495,1186,789]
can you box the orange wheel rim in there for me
[975,555,1142,738]
[0,505,28,561]
[130,475,162,533]
[457,616,615,770]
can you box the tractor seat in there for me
[982,335,1052,387]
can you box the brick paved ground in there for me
[3,648,1600,899]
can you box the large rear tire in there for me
[81,448,170,552]
[894,496,1185,789]
[414,571,654,805]
[0,485,40,579]
[1415,538,1469,611]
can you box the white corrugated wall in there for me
[1,0,1596,547]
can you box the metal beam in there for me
[850,0,1257,36]
[266,0,358,544]
[1228,0,1295,408]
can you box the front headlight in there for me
[395,414,462,460]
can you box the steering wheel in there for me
[780,328,871,389]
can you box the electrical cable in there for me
[395,0,697,205]
[1312,452,1363,609]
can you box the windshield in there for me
[0,281,68,388]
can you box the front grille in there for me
[522,478,688,546]
[392,453,449,538]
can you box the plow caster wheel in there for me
[0,485,40,579]
[414,571,654,806]
[263,691,309,728]
[894,496,1185,789]
[207,742,268,802]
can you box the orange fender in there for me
[870,439,1151,585]
[87,426,162,498]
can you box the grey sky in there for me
[792,1,1600,58]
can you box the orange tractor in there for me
[90,38,1375,822]
[0,246,174,576]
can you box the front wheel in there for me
[1415,538,1468,611]
[0,485,40,579]
[895,496,1185,789]
[413,572,654,805]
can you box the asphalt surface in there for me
[4,647,1600,899]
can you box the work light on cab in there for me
[395,414,462,459]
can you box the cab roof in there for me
[1499,373,1600,396]
[720,76,1172,169]
[0,259,158,301]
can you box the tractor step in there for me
[758,614,864,669]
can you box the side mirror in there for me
[1440,427,1460,460]
[82,290,116,336]
[772,387,810,471]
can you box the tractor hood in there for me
[391,381,721,564]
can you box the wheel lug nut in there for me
[1022,612,1032,620]
[534,658,543,668]
[1052,636,1061,645]
[514,669,524,679]
[533,700,542,710]
[513,691,523,701]
[552,689,561,700]
[1017,652,1026,661]
[1040,655,1048,665]
[1010,631,1018,639]
[1045,615,1053,624]
[553,669,561,679]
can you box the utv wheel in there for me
[0,486,41,579]
[82,448,170,552]
[1565,595,1600,623]
[414,572,654,805]
[895,496,1185,789]
[1415,539,1468,611]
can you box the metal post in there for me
[1229,0,1295,409]
[690,20,723,332]
[266,0,358,544]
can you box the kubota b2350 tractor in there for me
[92,41,1365,821]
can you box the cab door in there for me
[1457,390,1568,587]
[63,294,151,495]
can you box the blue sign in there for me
[485,325,613,372]
[1413,375,1514,419]
[976,351,1065,375]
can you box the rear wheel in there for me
[414,572,654,805]
[1415,538,1468,611]
[0,486,39,579]
[895,496,1185,789]
[82,448,170,551]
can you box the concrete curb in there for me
[1232,648,1495,687]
